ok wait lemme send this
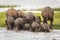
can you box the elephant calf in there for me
[35,16,41,24]
[5,17,15,30]
[41,23,50,32]
[23,23,30,30]
[31,22,41,32]
[15,18,24,31]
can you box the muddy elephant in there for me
[6,8,17,19]
[23,23,31,30]
[35,16,41,24]
[31,22,41,32]
[5,17,15,30]
[15,18,24,31]
[41,7,54,28]
[25,12,35,25]
[41,23,50,32]
[17,10,25,18]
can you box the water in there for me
[0,28,60,40]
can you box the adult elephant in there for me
[25,12,35,25]
[41,7,54,28]
[17,10,25,18]
[6,8,17,19]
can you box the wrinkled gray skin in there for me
[6,8,18,19]
[15,18,24,31]
[42,7,54,28]
[23,23,30,30]
[5,17,15,30]
[35,16,41,24]
[25,12,35,25]
[31,22,41,32]
[41,23,50,32]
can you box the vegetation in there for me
[0,11,60,29]
[37,8,60,11]
[0,12,6,27]
[0,5,17,8]
[52,8,60,11]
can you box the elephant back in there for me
[42,7,54,17]
[6,8,17,19]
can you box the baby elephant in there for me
[23,23,30,30]
[15,18,24,31]
[35,16,41,24]
[5,17,15,30]
[41,23,50,32]
[31,22,41,32]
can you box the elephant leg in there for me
[38,28,41,32]
[49,17,54,28]
[11,23,13,30]
[43,17,48,23]
[35,29,38,32]
[11,22,15,30]
[5,21,9,30]
[7,25,9,30]
[41,27,45,32]
[15,25,19,31]
[31,27,35,32]
[8,24,11,30]
[47,28,50,32]
[45,27,50,32]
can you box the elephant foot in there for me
[49,24,53,29]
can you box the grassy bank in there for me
[0,11,60,29]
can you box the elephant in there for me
[15,18,24,31]
[31,22,41,32]
[5,17,15,30]
[6,8,18,19]
[41,23,50,32]
[23,23,30,30]
[17,10,25,18]
[25,12,35,25]
[41,7,54,28]
[35,16,41,24]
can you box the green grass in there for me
[0,12,6,27]
[0,11,60,29]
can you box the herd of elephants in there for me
[5,6,54,32]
